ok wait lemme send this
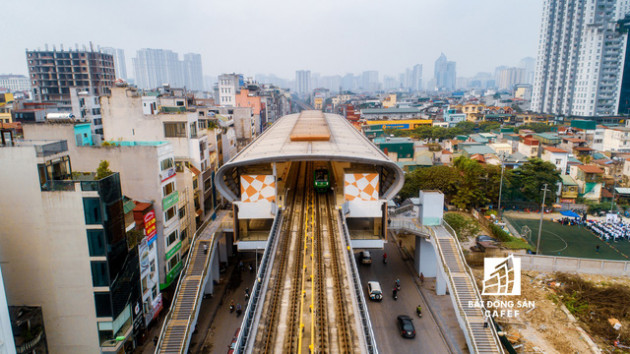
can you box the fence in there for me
[519,254,630,276]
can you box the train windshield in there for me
[315,170,327,181]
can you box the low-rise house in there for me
[542,146,569,175]
[570,164,604,201]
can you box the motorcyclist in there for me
[229,300,235,313]
[416,305,422,317]
[395,278,401,290]
[383,252,387,264]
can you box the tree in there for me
[516,123,555,133]
[508,158,561,205]
[479,121,501,133]
[451,156,490,209]
[96,160,114,180]
[399,165,460,200]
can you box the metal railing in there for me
[338,210,379,354]
[437,221,504,354]
[234,211,283,354]
[389,204,414,216]
[389,215,503,353]
[155,215,216,353]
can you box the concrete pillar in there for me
[218,232,228,263]
[436,267,447,295]
[415,237,438,277]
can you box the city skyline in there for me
[4,0,542,81]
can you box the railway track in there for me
[255,162,358,353]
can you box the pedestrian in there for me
[420,272,425,285]
[153,336,158,346]
[596,245,600,253]
[203,244,208,254]
[238,261,244,272]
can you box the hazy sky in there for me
[2,0,542,81]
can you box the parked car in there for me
[476,234,499,252]
[367,281,383,301]
[397,315,416,338]
[227,328,240,353]
[360,251,372,265]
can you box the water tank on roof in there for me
[46,113,76,120]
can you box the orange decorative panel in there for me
[344,173,379,201]
[240,175,276,203]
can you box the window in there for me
[163,181,175,196]
[91,262,109,287]
[87,230,106,256]
[166,230,178,247]
[94,292,112,317]
[165,206,176,222]
[164,122,186,138]
[150,260,156,273]
[160,157,174,171]
[168,253,180,270]
[179,207,186,219]
[190,122,197,138]
[152,286,158,299]
[83,198,102,224]
[180,229,188,243]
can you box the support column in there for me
[416,237,438,277]
[436,267,447,295]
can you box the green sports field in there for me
[506,217,630,261]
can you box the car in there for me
[367,281,383,301]
[397,315,416,338]
[476,235,497,243]
[360,251,372,265]
[227,328,240,353]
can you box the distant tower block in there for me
[419,190,444,226]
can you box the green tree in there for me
[443,213,481,241]
[95,160,114,180]
[451,156,489,209]
[508,158,561,205]
[399,165,460,199]
[453,121,475,135]
[516,123,555,133]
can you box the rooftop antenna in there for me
[75,43,79,51]
[89,41,94,52]
[45,44,49,51]
[52,44,56,51]
[60,43,63,51]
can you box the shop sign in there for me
[162,191,179,210]
[165,241,181,260]
[144,211,157,239]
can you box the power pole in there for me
[536,183,551,255]
[498,163,505,220]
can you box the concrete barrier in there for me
[519,254,630,276]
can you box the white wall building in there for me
[603,126,630,152]
[70,87,104,143]
[0,75,30,92]
[217,74,240,106]
[542,146,569,175]
[532,0,630,116]
[100,47,128,80]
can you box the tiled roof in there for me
[544,146,567,153]
[578,165,604,173]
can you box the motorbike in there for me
[416,307,422,318]
[393,289,398,301]
[229,304,235,313]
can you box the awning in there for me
[560,210,580,218]
[195,209,203,217]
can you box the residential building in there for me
[133,49,203,91]
[603,126,630,152]
[519,57,536,85]
[21,121,185,290]
[517,137,541,158]
[0,74,30,92]
[360,108,425,120]
[0,139,142,353]
[70,87,104,143]
[26,46,115,109]
[560,174,580,203]
[373,137,414,162]
[514,84,532,100]
[434,53,456,91]
[532,0,630,116]
[217,73,241,106]
[296,70,311,96]
[100,47,128,80]
[182,53,204,91]
[361,71,380,92]
[495,66,526,91]
[542,146,569,174]
[570,164,605,200]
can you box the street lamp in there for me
[536,183,552,255]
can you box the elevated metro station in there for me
[215,110,404,250]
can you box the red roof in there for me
[522,138,539,146]
[578,165,604,174]
[442,150,452,154]
[544,146,567,153]
[470,154,485,162]
[563,137,586,143]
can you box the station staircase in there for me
[155,211,229,354]
[390,209,504,354]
